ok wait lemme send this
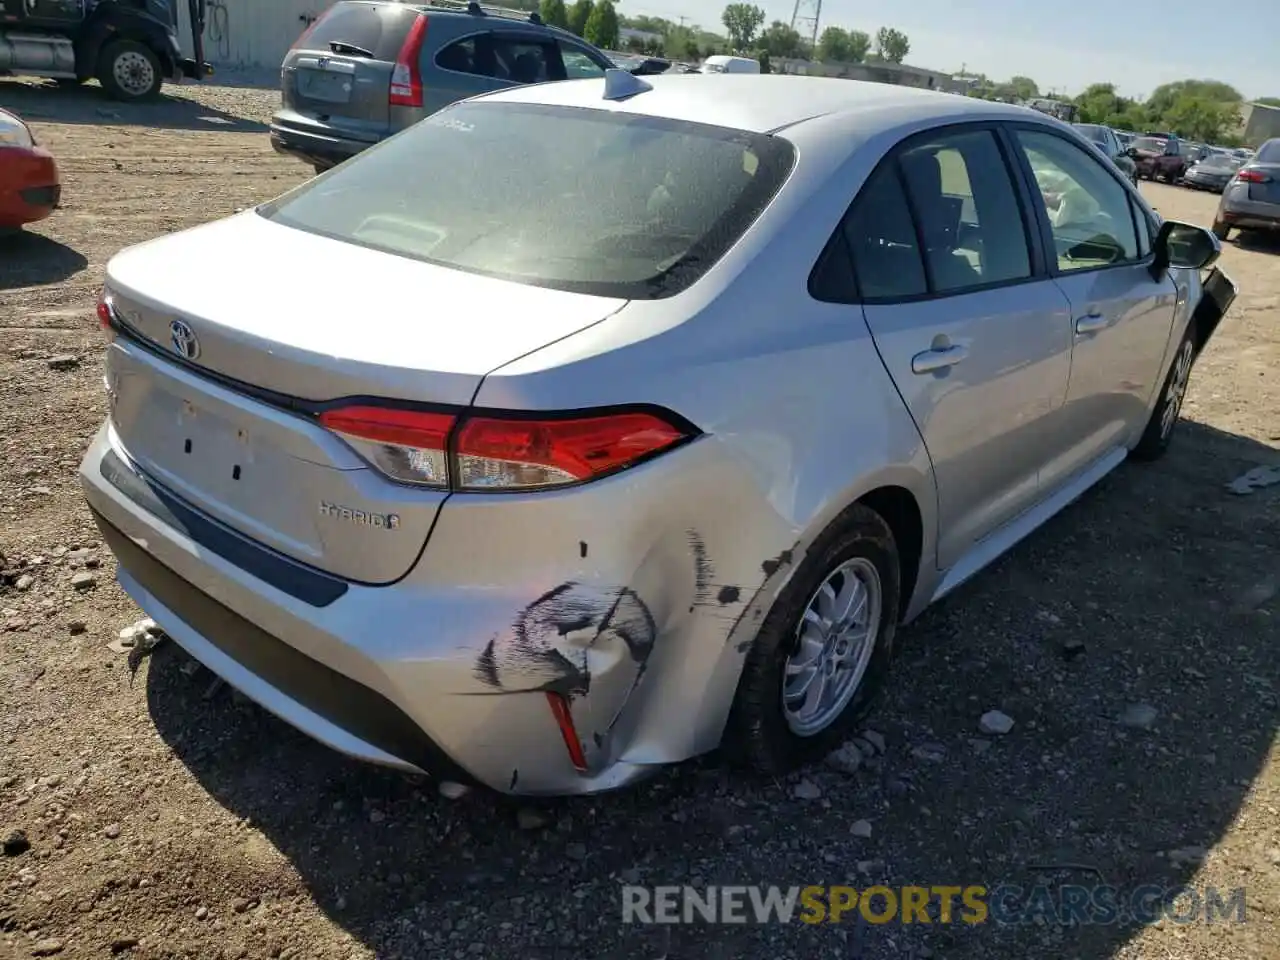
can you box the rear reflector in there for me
[317,404,694,491]
[389,14,428,107]
[1236,169,1271,183]
[545,692,588,772]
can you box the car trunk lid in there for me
[1245,163,1280,204]
[102,212,626,583]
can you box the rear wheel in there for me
[97,40,163,102]
[1132,328,1196,461]
[1212,219,1231,241]
[725,504,900,775]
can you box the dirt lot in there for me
[1,77,1278,960]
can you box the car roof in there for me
[471,74,1039,135]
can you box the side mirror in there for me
[1151,219,1221,277]
[1124,147,1138,159]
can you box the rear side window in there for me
[258,102,795,299]
[842,165,928,299]
[299,1,414,60]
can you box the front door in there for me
[843,127,1074,569]
[1008,127,1177,487]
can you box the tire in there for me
[97,40,163,102]
[724,504,901,775]
[1212,219,1231,241]
[1131,327,1196,461]
[312,164,330,176]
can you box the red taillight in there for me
[389,14,428,107]
[318,405,454,487]
[1236,168,1271,183]
[96,288,116,331]
[454,412,688,489]
[317,404,693,491]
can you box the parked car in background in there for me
[698,54,760,74]
[1181,153,1244,193]
[1214,138,1280,240]
[1131,135,1188,182]
[1073,123,1138,185]
[0,108,60,232]
[84,74,1234,795]
[270,0,615,174]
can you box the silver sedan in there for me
[81,73,1236,795]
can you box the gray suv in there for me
[270,0,616,173]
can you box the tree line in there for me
[613,5,913,70]
[964,76,1273,146]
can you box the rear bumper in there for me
[269,123,371,170]
[1219,194,1280,230]
[78,422,663,795]
[0,145,60,227]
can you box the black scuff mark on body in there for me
[761,549,794,579]
[579,541,589,558]
[473,581,657,699]
[509,769,519,791]
[729,540,804,652]
[687,530,714,609]
[717,585,741,605]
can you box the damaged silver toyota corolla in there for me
[80,71,1236,795]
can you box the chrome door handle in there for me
[1075,312,1109,334]
[911,344,969,374]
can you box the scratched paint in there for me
[474,581,656,696]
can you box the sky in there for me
[631,0,1279,101]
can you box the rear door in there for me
[832,126,1074,570]
[1008,126,1176,479]
[280,1,418,144]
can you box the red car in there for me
[0,108,61,230]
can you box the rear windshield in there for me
[258,101,796,299]
[299,1,415,60]
[1074,124,1106,143]
[1257,140,1280,163]
[1133,137,1166,152]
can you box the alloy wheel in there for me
[781,558,882,736]
[1160,339,1195,439]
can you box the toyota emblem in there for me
[169,319,200,361]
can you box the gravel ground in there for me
[1,77,1278,960]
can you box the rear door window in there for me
[558,41,608,79]
[896,130,1033,293]
[298,1,413,60]
[492,36,557,83]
